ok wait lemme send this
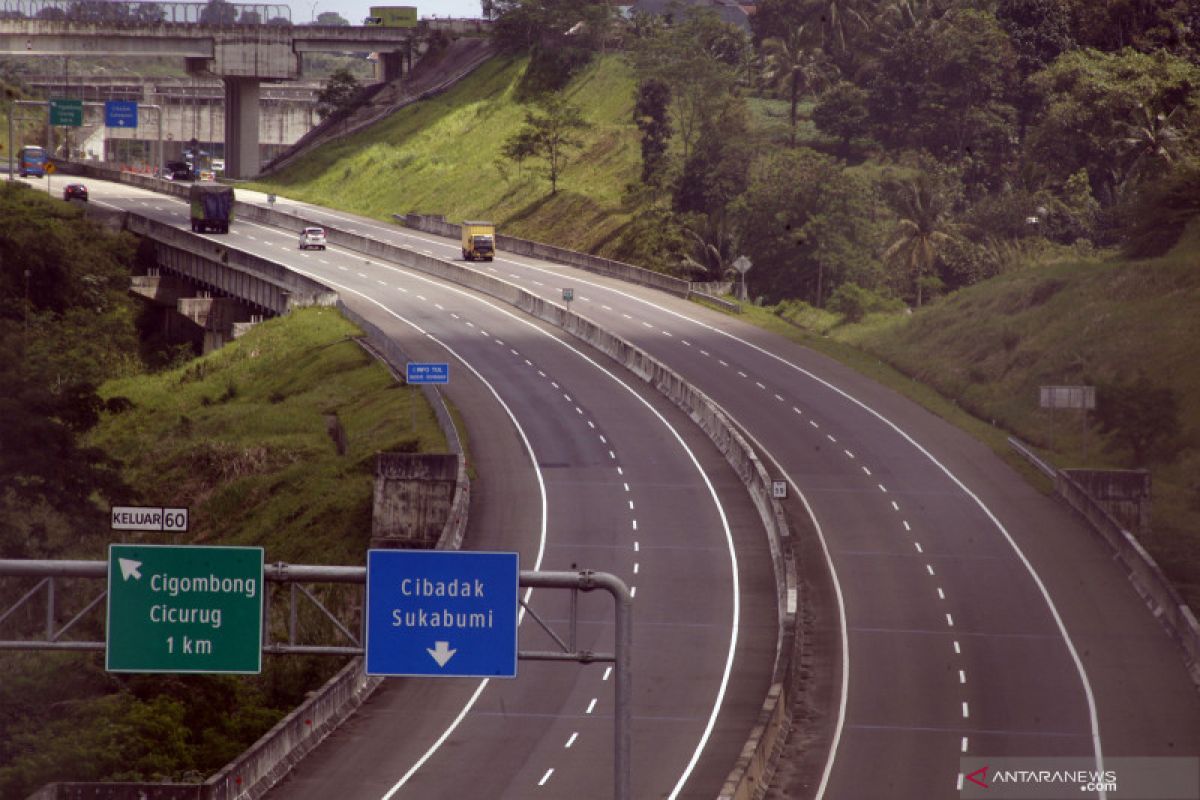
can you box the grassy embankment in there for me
[90,306,448,561]
[0,307,448,796]
[248,54,643,254]
[763,228,1200,610]
[249,53,1199,608]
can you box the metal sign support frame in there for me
[0,560,632,800]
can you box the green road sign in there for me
[106,544,264,673]
[49,98,83,127]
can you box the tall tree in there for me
[1027,48,1200,205]
[630,8,749,163]
[736,148,877,304]
[315,11,350,25]
[633,78,672,188]
[504,95,590,194]
[809,0,874,56]
[1110,103,1189,187]
[881,168,959,307]
[812,80,870,157]
[199,0,237,25]
[315,68,361,120]
[866,8,1017,184]
[760,24,836,146]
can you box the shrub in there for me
[827,283,903,323]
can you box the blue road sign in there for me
[406,362,449,384]
[365,550,519,678]
[104,100,138,129]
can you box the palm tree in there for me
[882,172,957,307]
[1111,104,1186,187]
[812,0,873,57]
[761,25,837,147]
[872,0,945,47]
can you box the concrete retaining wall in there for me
[372,453,461,547]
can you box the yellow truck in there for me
[461,221,496,262]
[363,6,418,26]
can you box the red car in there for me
[63,183,88,201]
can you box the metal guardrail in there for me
[0,0,291,23]
[2,561,633,799]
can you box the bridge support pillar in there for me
[178,296,254,354]
[379,47,410,82]
[223,76,261,179]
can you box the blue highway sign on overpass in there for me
[104,100,138,128]
[365,550,519,677]
[406,362,449,384]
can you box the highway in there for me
[62,177,1200,798]
[73,178,778,799]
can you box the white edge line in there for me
[270,267,551,800]
[281,252,738,800]
[707,405,848,800]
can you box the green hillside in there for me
[251,47,1199,607]
[838,228,1200,607]
[251,54,643,253]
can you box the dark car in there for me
[63,183,88,201]
[164,161,195,181]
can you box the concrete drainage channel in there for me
[40,170,801,800]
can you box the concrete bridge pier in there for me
[379,47,412,83]
[223,76,261,179]
[179,294,256,353]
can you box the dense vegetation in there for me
[255,0,1199,601]
[0,184,446,795]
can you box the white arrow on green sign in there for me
[49,98,83,127]
[105,544,264,673]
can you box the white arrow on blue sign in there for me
[104,100,138,129]
[406,362,449,384]
[365,550,519,677]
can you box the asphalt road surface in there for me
[61,177,1200,799]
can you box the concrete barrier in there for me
[203,658,381,800]
[61,173,798,798]
[396,213,693,297]
[1009,439,1200,688]
[1055,471,1200,686]
[259,213,798,799]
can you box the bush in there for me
[827,283,904,323]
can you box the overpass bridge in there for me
[0,2,488,177]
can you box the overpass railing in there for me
[0,0,291,24]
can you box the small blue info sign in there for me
[406,362,449,384]
[365,550,519,678]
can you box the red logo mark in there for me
[967,766,989,788]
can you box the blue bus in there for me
[17,145,47,178]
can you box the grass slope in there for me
[250,54,642,253]
[836,229,1200,608]
[89,306,447,564]
[250,51,1199,610]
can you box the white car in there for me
[299,226,327,250]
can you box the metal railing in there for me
[0,0,292,24]
[0,559,633,799]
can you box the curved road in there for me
[73,178,778,799]
[65,178,1200,798]
[249,190,1200,798]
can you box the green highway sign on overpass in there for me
[48,98,83,126]
[105,544,264,673]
